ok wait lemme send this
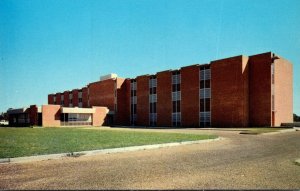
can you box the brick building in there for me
[47,52,293,127]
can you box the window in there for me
[199,66,211,127]
[149,94,157,103]
[149,76,157,126]
[130,79,137,125]
[172,71,181,126]
[172,100,181,113]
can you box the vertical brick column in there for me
[63,91,70,107]
[249,52,272,126]
[82,87,88,108]
[72,89,79,107]
[211,55,249,127]
[136,75,150,126]
[115,79,131,125]
[157,70,172,127]
[56,93,61,106]
[29,105,38,126]
[48,94,54,104]
[181,65,200,127]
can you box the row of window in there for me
[130,80,137,125]
[130,111,211,126]
[200,68,211,126]
[130,69,212,127]
[149,76,157,126]
[54,98,83,105]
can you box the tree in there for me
[294,113,300,122]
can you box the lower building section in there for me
[7,105,109,127]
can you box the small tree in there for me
[294,113,300,122]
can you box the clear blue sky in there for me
[0,0,299,114]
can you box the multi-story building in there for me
[48,52,293,127]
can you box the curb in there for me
[261,128,296,135]
[0,137,222,164]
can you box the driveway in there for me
[0,128,299,189]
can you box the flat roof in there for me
[61,107,96,114]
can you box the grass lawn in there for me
[0,127,217,158]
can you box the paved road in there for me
[0,129,299,189]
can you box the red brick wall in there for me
[42,105,61,127]
[157,71,172,126]
[115,79,130,125]
[274,57,293,126]
[71,89,79,107]
[88,79,116,110]
[92,106,109,126]
[211,55,249,127]
[249,52,272,126]
[55,93,61,106]
[82,87,88,108]
[48,95,54,104]
[136,75,150,126]
[181,65,200,127]
[29,105,38,126]
[63,91,69,107]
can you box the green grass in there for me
[0,127,217,158]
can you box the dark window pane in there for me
[153,102,156,113]
[200,81,205,89]
[150,103,153,113]
[177,84,180,91]
[153,87,156,94]
[200,99,205,112]
[177,100,180,112]
[172,101,176,112]
[172,84,176,92]
[134,104,137,114]
[150,88,153,94]
[205,122,211,127]
[134,90,136,96]
[205,80,210,88]
[205,98,211,111]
